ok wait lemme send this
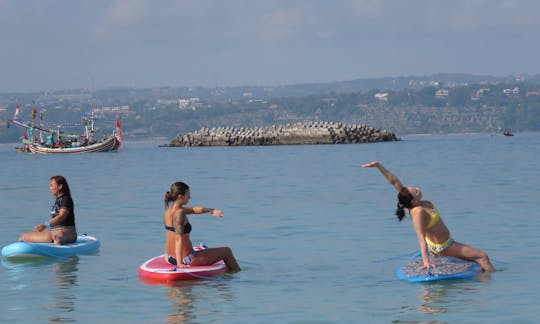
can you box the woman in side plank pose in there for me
[362,161,494,272]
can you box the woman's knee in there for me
[223,247,233,256]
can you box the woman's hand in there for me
[420,263,436,274]
[362,161,379,168]
[362,161,404,191]
[34,223,47,232]
[211,209,223,217]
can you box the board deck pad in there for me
[397,256,481,282]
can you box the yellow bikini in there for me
[426,208,440,229]
[426,236,454,254]
[424,207,454,254]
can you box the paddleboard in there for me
[139,254,228,283]
[397,255,481,282]
[1,235,100,260]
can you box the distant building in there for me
[471,88,490,100]
[157,99,179,105]
[247,99,267,105]
[374,93,388,101]
[321,98,337,107]
[526,91,540,97]
[178,97,201,111]
[92,105,131,115]
[321,97,337,103]
[435,89,449,98]
[503,87,519,97]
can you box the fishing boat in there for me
[22,134,120,154]
[8,104,122,154]
[503,129,514,136]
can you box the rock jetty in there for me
[164,121,399,147]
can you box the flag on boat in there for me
[31,101,37,120]
[115,116,122,143]
[14,104,20,119]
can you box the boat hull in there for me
[26,135,121,154]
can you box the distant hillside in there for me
[1,73,540,144]
[2,73,539,103]
[208,73,540,99]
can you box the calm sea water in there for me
[1,133,539,323]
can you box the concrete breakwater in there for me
[165,122,399,147]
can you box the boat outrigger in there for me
[8,104,122,154]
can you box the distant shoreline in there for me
[1,131,534,147]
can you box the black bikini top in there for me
[164,221,191,234]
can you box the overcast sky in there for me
[1,0,540,93]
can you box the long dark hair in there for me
[164,181,190,208]
[50,175,71,197]
[395,187,413,221]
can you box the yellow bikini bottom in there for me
[425,236,454,254]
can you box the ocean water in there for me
[0,133,539,323]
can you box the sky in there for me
[1,0,540,93]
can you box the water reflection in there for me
[416,284,452,315]
[48,256,79,322]
[2,256,80,323]
[165,280,235,324]
[415,277,489,315]
[165,283,196,323]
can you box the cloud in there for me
[104,0,148,26]
[351,0,384,15]
[2,0,540,92]
[260,9,308,41]
[0,0,10,20]
[417,1,540,31]
[92,0,152,41]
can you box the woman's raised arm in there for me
[362,161,405,192]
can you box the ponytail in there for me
[164,191,171,208]
[395,202,406,221]
[395,187,414,221]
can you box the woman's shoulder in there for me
[409,206,425,215]
[171,207,187,219]
[56,194,73,206]
[419,200,435,209]
[409,204,433,217]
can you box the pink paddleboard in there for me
[138,254,228,284]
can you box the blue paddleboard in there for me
[397,255,481,282]
[1,235,100,259]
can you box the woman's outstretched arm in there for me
[183,206,223,217]
[362,161,405,192]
